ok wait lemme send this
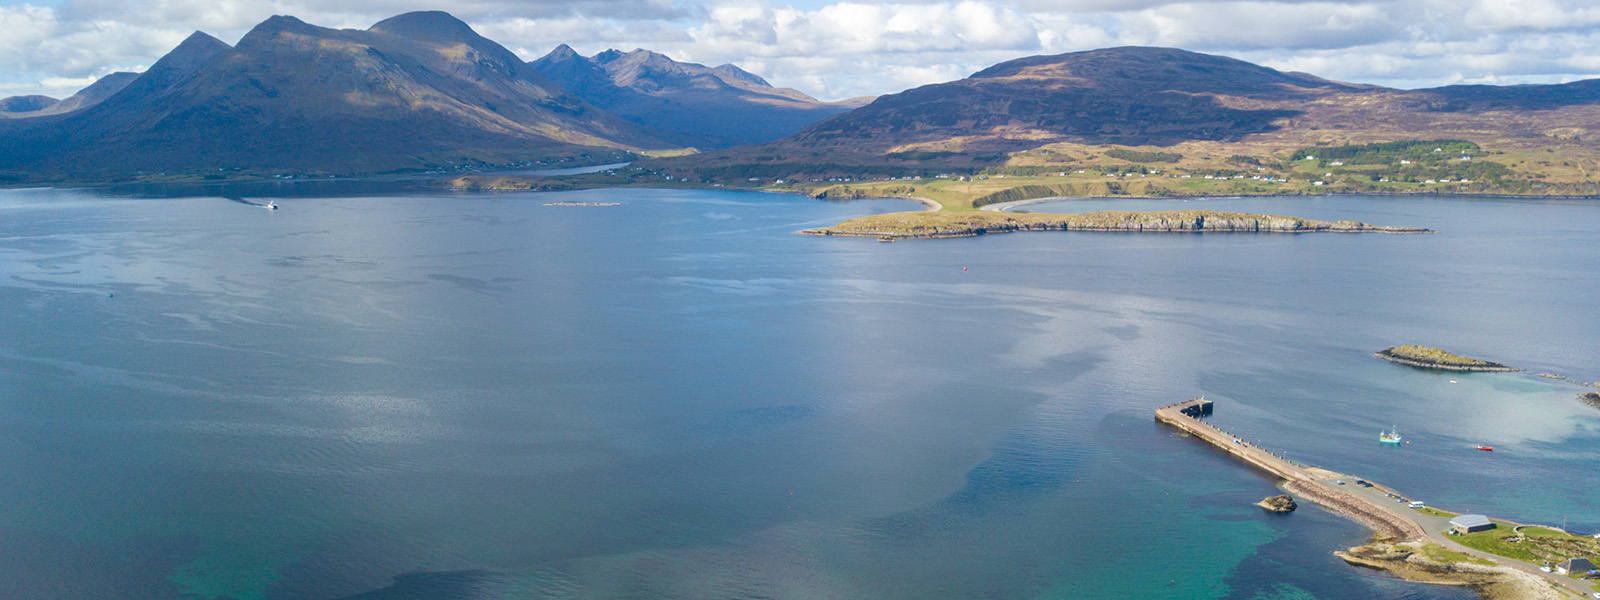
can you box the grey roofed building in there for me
[1555,557,1596,575]
[1448,514,1494,534]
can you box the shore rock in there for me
[1258,494,1298,512]
[1581,392,1600,410]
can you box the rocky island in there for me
[801,209,1431,239]
[1581,392,1600,410]
[1374,345,1517,372]
[1258,495,1297,513]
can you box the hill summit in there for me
[664,45,1600,179]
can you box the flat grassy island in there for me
[802,209,1431,239]
[1375,345,1518,372]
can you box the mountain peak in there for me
[174,31,231,54]
[151,31,231,75]
[245,15,316,37]
[545,44,580,60]
[369,11,478,43]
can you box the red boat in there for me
[1476,445,1494,451]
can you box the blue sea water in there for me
[0,187,1594,599]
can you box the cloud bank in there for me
[4,0,1600,101]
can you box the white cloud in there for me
[1462,0,1600,31]
[1117,2,1402,50]
[3,0,1600,102]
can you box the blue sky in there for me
[4,0,1600,101]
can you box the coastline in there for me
[1337,542,1562,600]
[1156,400,1594,600]
[975,191,1600,214]
[804,209,1432,239]
[1374,348,1519,372]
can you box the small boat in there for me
[266,201,278,210]
[1380,427,1402,444]
[1476,444,1493,452]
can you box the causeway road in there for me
[1156,400,1595,599]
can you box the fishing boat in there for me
[266,201,278,210]
[1380,427,1402,444]
[1476,444,1493,451]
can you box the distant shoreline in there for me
[803,209,1432,239]
[978,191,1600,213]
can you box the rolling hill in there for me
[0,11,679,183]
[661,46,1600,183]
[531,45,865,148]
[0,72,140,119]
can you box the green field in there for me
[1455,524,1600,570]
[1419,544,1494,566]
[1384,345,1495,367]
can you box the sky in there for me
[3,0,1600,101]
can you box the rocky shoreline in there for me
[803,209,1432,239]
[1337,539,1563,600]
[1374,346,1518,372]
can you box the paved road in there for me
[1309,468,1596,598]
[1157,400,1596,599]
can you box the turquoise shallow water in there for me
[0,187,1594,599]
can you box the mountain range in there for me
[4,12,1600,186]
[0,12,680,183]
[530,45,865,148]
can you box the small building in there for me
[1449,514,1494,534]
[1180,398,1213,418]
[1555,557,1596,575]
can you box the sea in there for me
[0,185,1595,600]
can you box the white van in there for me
[1408,501,1425,509]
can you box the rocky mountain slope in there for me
[0,12,678,183]
[532,45,864,147]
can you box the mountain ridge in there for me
[532,46,864,147]
[0,12,677,183]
